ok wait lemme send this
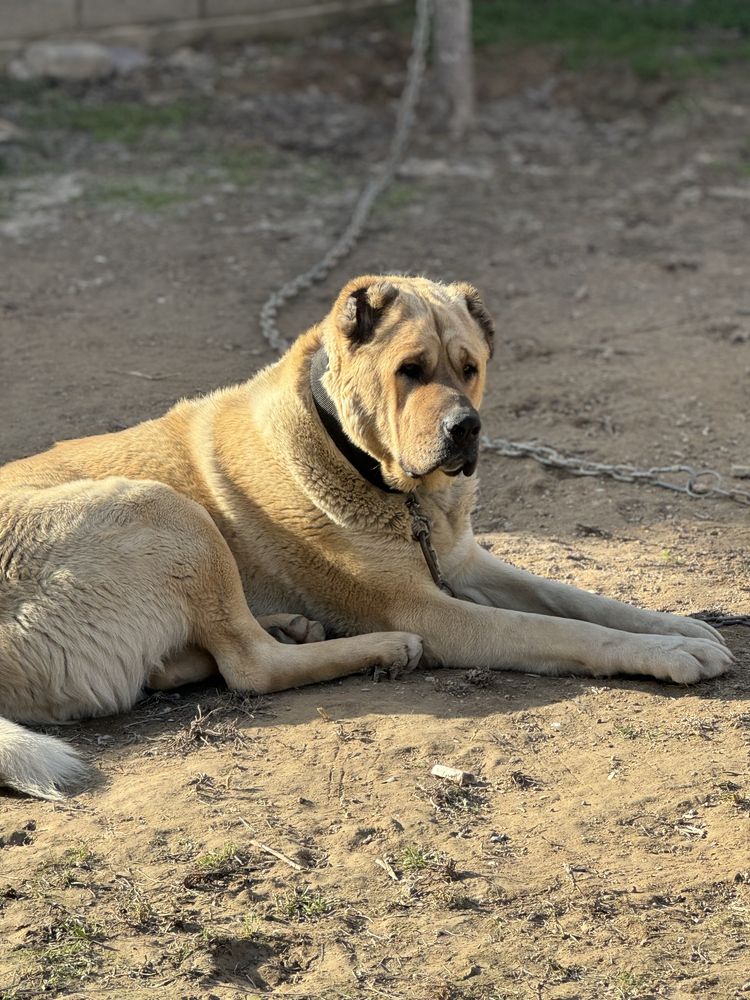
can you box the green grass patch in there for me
[6,915,107,996]
[472,0,750,77]
[194,842,240,869]
[398,845,458,884]
[274,885,335,922]
[0,78,49,103]
[379,181,419,211]
[613,722,642,740]
[61,845,96,865]
[34,844,99,889]
[399,845,438,874]
[207,145,282,185]
[93,178,191,212]
[388,0,750,78]
[37,917,103,990]
[611,968,651,1000]
[18,93,205,144]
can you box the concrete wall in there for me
[0,0,399,66]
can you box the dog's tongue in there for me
[462,458,477,477]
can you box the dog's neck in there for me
[309,345,458,597]
[309,346,401,495]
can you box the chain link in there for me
[693,611,750,627]
[481,437,750,507]
[259,0,432,351]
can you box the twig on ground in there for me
[249,838,304,871]
[375,856,400,881]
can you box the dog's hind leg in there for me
[147,647,218,690]
[147,615,325,690]
[1,478,421,798]
[122,486,424,694]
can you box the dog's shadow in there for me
[47,622,749,782]
[206,935,279,993]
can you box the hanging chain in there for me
[406,494,456,597]
[258,0,433,352]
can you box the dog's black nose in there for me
[444,409,481,444]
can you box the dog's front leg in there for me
[449,541,726,646]
[386,584,732,684]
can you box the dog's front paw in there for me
[371,632,423,682]
[629,634,734,684]
[649,612,727,648]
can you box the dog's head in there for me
[320,275,494,492]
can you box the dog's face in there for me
[322,275,494,492]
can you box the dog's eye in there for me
[463,363,479,379]
[398,363,423,380]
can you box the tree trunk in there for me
[433,0,475,139]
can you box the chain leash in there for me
[258,0,432,352]
[406,494,456,597]
[481,437,750,506]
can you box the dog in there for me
[0,275,732,800]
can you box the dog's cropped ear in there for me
[456,283,495,359]
[339,280,399,346]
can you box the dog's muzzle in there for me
[440,407,481,477]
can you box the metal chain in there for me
[480,437,750,507]
[693,611,750,627]
[406,494,457,597]
[258,0,433,351]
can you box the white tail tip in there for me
[0,717,93,801]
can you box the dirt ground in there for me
[1,21,749,1000]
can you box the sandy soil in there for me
[0,25,749,1000]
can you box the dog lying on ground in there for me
[0,275,731,799]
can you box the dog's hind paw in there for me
[371,632,423,682]
[261,613,326,645]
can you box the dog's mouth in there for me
[440,439,479,478]
[402,453,478,480]
[442,457,478,478]
[399,435,480,482]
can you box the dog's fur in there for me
[0,275,732,799]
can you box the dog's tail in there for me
[0,716,91,800]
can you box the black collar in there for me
[309,346,401,495]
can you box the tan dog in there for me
[0,275,731,799]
